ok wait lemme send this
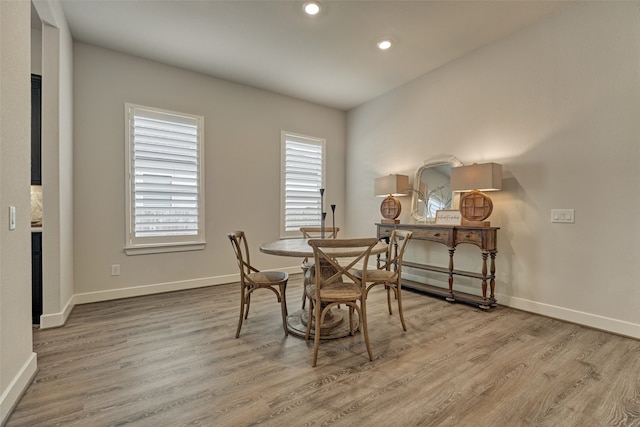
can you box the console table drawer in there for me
[377,226,393,239]
[456,229,483,246]
[411,228,452,245]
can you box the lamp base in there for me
[381,218,400,224]
[459,190,493,226]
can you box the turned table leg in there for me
[481,251,488,301]
[446,247,455,301]
[490,250,497,303]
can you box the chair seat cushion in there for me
[353,269,394,282]
[306,281,361,302]
[248,271,288,284]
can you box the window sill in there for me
[124,242,205,256]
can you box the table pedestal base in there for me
[286,259,360,339]
[286,308,358,339]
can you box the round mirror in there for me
[410,155,462,223]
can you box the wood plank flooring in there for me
[7,275,640,426]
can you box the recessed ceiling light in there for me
[303,1,321,16]
[377,39,393,51]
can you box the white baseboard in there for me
[401,272,640,340]
[39,267,303,329]
[39,296,75,329]
[39,268,639,340]
[504,296,640,340]
[73,275,235,305]
[0,352,37,426]
[75,266,302,305]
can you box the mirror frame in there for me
[410,155,463,223]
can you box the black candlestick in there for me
[331,204,336,238]
[321,213,327,239]
[320,188,325,238]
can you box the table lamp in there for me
[450,163,502,226]
[374,174,409,224]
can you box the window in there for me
[125,104,205,255]
[281,132,325,238]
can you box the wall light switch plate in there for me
[551,209,574,223]
[111,264,121,276]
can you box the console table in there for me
[376,223,499,310]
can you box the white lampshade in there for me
[450,163,502,192]
[374,174,409,197]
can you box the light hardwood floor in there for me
[7,275,640,426]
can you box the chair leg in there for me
[396,284,407,332]
[312,302,322,367]
[300,265,310,309]
[280,284,289,336]
[359,302,374,362]
[236,286,246,338]
[305,300,313,340]
[244,293,251,319]
[386,284,393,315]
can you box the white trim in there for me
[124,242,205,256]
[0,352,37,425]
[505,296,640,340]
[38,273,640,341]
[401,272,640,339]
[73,268,303,305]
[124,103,205,251]
[74,276,233,305]
[39,268,303,329]
[39,295,75,329]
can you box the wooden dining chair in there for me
[354,230,413,331]
[226,231,289,338]
[305,237,379,367]
[299,227,340,309]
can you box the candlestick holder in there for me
[331,204,336,238]
[320,188,325,238]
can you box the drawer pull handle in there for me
[465,234,472,238]
[433,233,440,237]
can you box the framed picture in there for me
[435,209,462,225]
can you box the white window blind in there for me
[126,104,205,254]
[281,133,325,236]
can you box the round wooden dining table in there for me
[260,238,387,339]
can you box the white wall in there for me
[0,2,38,423]
[31,27,42,75]
[347,2,640,338]
[32,0,75,330]
[71,43,346,303]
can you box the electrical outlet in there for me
[551,209,575,223]
[111,264,121,276]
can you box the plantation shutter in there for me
[283,135,324,232]
[131,107,200,238]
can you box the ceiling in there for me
[54,0,566,110]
